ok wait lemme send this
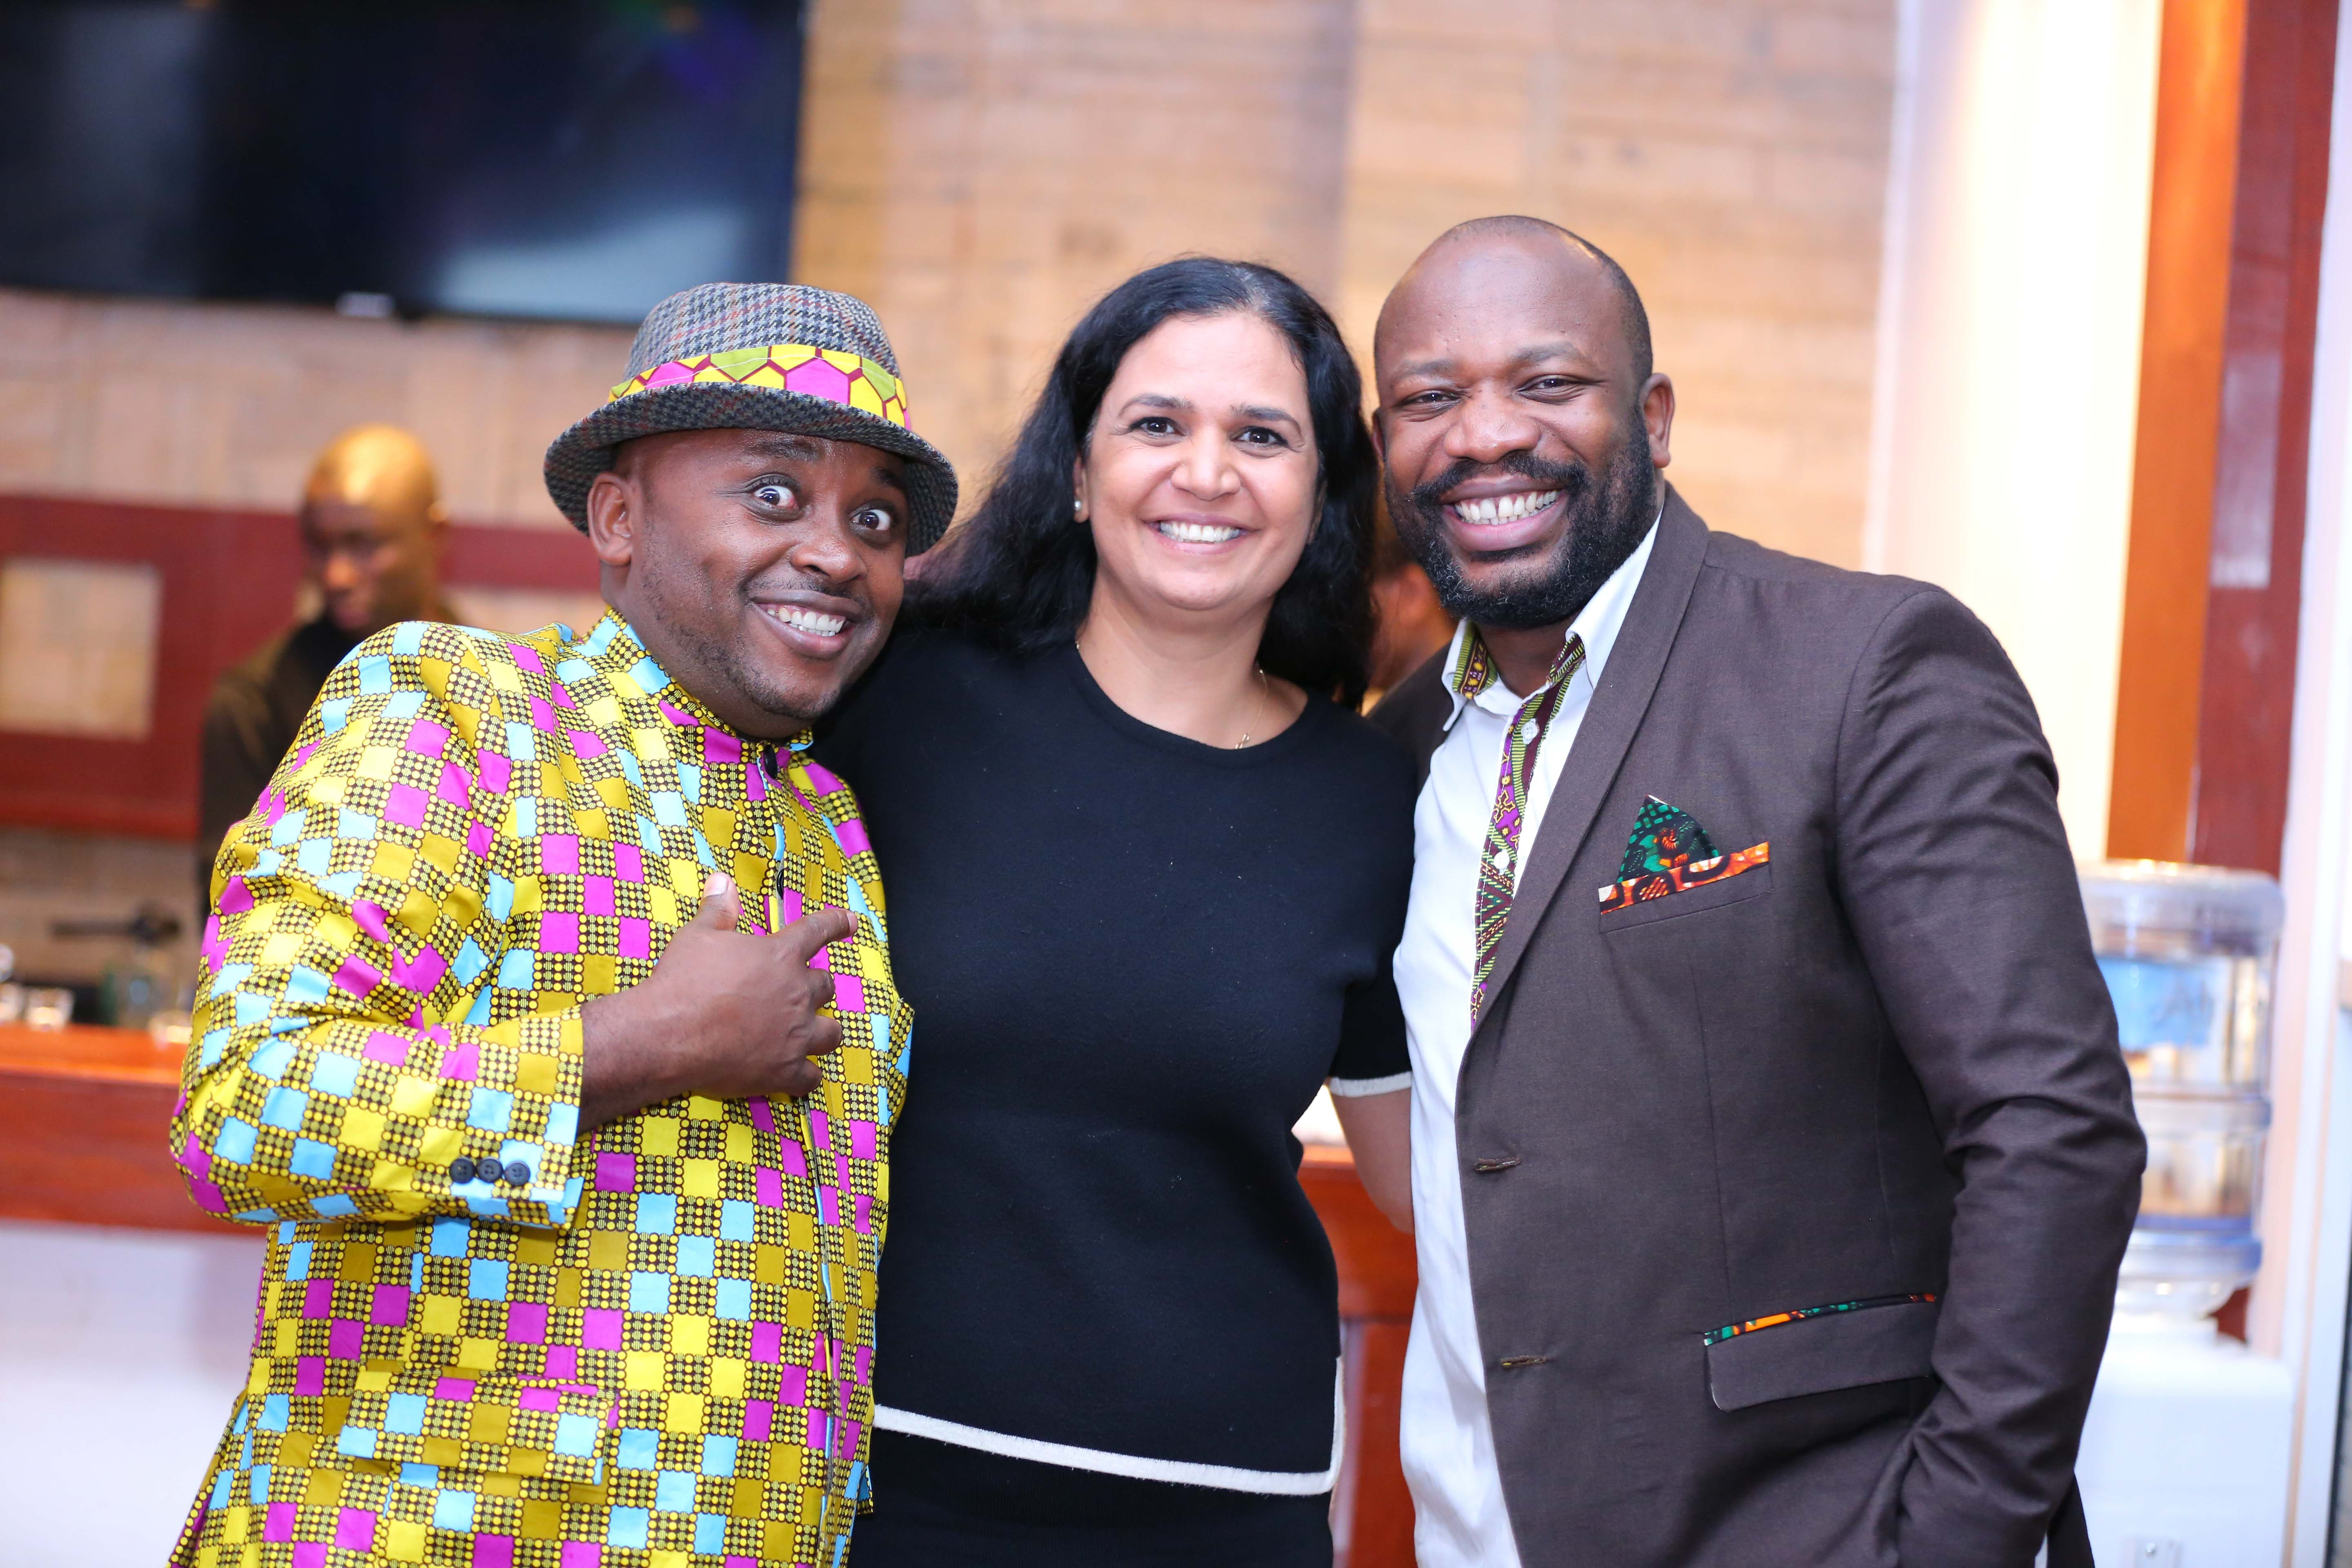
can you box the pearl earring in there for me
[1073,497,1085,519]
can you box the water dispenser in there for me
[2080,861,2284,1326]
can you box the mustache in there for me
[1407,451,1593,516]
[743,575,869,610]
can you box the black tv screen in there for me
[0,0,805,324]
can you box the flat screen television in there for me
[0,0,805,325]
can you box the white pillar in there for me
[1865,0,2164,859]
[2269,1,2352,1552]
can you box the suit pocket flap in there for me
[1704,1296,1939,1412]
[1597,850,1772,930]
[333,1368,615,1484]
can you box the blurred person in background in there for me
[820,256,1415,1568]
[195,423,453,901]
[1366,494,1456,704]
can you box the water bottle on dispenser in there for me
[2079,861,2283,1331]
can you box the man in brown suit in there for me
[1369,216,2142,1566]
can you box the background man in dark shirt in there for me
[195,423,452,900]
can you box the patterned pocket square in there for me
[1597,795,1769,913]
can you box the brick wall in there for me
[0,288,627,528]
[800,0,1895,567]
[796,0,1361,498]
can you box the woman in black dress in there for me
[818,258,1415,1566]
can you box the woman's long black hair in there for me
[913,256,1379,705]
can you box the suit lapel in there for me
[1473,489,1709,1018]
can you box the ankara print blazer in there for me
[167,609,911,1568]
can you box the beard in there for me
[1388,427,1659,631]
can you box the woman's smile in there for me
[1150,516,1248,547]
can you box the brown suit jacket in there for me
[1370,490,2142,1566]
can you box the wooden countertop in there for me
[0,1019,187,1084]
[0,1026,1420,1276]
[0,1028,1419,1562]
[0,1021,241,1234]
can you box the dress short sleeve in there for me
[1329,964,1412,1096]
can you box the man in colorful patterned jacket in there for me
[169,282,958,1568]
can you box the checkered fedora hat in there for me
[544,282,957,553]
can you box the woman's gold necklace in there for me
[1078,637,1272,748]
[1232,664,1273,749]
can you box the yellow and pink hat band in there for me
[608,343,910,430]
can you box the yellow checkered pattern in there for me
[167,610,910,1568]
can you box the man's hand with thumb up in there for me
[580,872,856,1131]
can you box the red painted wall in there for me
[0,492,599,841]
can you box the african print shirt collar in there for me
[579,609,814,755]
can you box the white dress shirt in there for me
[1394,522,1658,1568]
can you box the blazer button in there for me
[475,1159,509,1185]
[1471,1155,1521,1173]
[448,1156,477,1184]
[502,1161,532,1186]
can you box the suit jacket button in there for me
[501,1161,532,1186]
[448,1156,477,1184]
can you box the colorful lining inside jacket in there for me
[168,610,911,1568]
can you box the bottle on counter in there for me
[2080,860,2285,1331]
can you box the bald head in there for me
[1376,216,1652,388]
[299,425,450,637]
[304,424,442,519]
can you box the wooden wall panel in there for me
[2109,0,2248,862]
[0,493,601,841]
[1302,1147,1417,1568]
[0,496,301,839]
[2188,0,2337,875]
[2109,0,2338,873]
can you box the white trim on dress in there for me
[1327,1071,1414,1098]
[873,1360,1345,1496]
